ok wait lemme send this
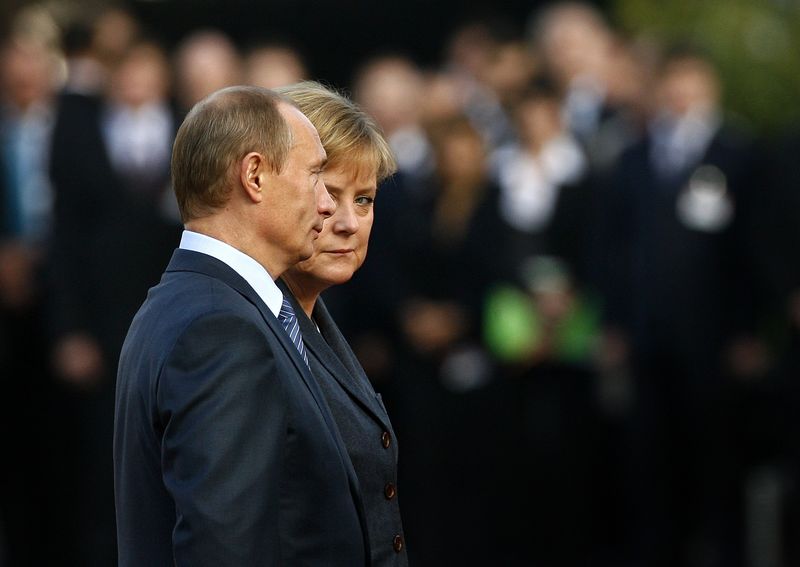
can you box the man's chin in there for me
[295,247,314,264]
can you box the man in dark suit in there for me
[601,47,760,567]
[114,86,369,566]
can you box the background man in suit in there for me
[48,40,182,565]
[114,86,369,566]
[0,31,63,566]
[600,47,761,567]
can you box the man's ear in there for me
[240,152,266,203]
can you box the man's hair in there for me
[276,81,396,183]
[171,85,294,221]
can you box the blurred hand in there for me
[0,241,39,309]
[402,299,467,354]
[594,327,634,416]
[788,288,800,329]
[595,326,630,371]
[53,333,106,390]
[534,289,574,325]
[725,336,769,381]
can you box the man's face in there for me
[263,104,334,266]
[289,163,377,288]
[658,60,719,118]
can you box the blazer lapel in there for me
[277,281,393,433]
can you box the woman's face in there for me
[289,162,377,288]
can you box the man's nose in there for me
[317,180,335,218]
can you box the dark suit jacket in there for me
[279,280,407,566]
[114,249,369,566]
[602,123,758,365]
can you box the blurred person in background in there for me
[354,55,432,184]
[480,80,614,564]
[385,115,506,566]
[48,38,181,566]
[529,2,611,140]
[396,115,497,371]
[589,36,652,171]
[528,1,642,172]
[244,41,308,89]
[275,81,407,567]
[173,29,242,112]
[59,20,105,96]
[442,19,533,148]
[92,7,142,74]
[483,256,605,566]
[489,80,590,283]
[602,45,763,567]
[0,23,64,566]
[751,122,800,566]
[481,35,538,111]
[60,6,141,96]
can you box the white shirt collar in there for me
[179,230,283,317]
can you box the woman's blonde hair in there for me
[276,81,396,182]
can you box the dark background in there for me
[1,0,602,87]
[130,0,541,85]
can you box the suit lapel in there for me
[277,280,393,432]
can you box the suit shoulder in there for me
[119,270,272,380]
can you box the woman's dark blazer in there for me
[279,279,409,567]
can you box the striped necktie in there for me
[278,297,309,367]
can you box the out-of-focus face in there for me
[658,60,719,117]
[93,9,140,65]
[1,39,56,109]
[263,104,334,266]
[288,162,377,288]
[515,96,563,149]
[485,41,538,104]
[175,33,241,108]
[109,45,170,108]
[354,58,424,135]
[540,10,611,88]
[422,72,463,123]
[244,47,306,89]
[436,129,486,186]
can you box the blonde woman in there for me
[276,82,407,566]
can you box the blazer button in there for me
[381,431,391,449]
[384,482,396,500]
[393,534,404,553]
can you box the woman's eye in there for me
[355,196,374,206]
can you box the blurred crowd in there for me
[1,2,799,566]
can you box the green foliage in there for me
[613,0,800,134]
